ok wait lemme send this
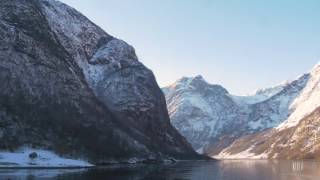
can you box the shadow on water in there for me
[1,160,320,180]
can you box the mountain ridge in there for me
[163,63,317,158]
[215,63,320,159]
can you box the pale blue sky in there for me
[60,0,320,95]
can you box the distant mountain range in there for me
[163,63,320,159]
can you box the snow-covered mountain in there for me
[216,107,320,159]
[163,75,242,153]
[216,63,320,159]
[0,0,200,165]
[164,65,315,156]
[278,63,320,129]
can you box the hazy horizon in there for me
[60,0,320,95]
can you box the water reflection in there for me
[217,160,320,180]
[0,168,87,179]
[1,160,320,180]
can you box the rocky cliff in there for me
[0,0,199,164]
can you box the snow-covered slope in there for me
[215,63,320,159]
[0,148,92,168]
[163,76,242,152]
[278,64,320,129]
[164,66,313,156]
[216,107,320,160]
[244,74,309,131]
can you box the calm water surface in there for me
[1,160,320,180]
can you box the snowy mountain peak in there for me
[163,75,237,151]
[310,61,320,75]
[164,64,316,155]
[193,75,206,81]
[176,75,207,85]
[165,75,228,95]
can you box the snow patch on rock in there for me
[0,148,93,168]
[214,146,268,160]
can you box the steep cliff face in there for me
[0,0,198,164]
[39,0,195,159]
[164,72,310,156]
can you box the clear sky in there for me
[60,0,320,95]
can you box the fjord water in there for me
[1,160,320,180]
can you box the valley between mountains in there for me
[164,63,320,159]
[0,0,319,169]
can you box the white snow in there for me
[164,71,312,153]
[0,148,93,168]
[163,76,235,150]
[196,147,204,154]
[277,64,320,130]
[214,146,268,160]
[165,76,235,138]
[164,63,320,158]
[215,64,320,159]
[232,80,289,105]
[164,73,309,151]
[41,0,141,93]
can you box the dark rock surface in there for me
[0,0,200,164]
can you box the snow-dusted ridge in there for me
[164,63,320,158]
[0,148,93,168]
[231,81,289,105]
[277,63,320,130]
[213,63,320,159]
